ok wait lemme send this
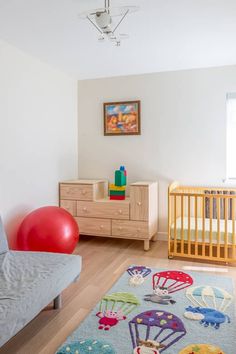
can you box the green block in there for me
[109,190,126,196]
[115,170,126,187]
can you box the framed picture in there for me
[104,100,141,136]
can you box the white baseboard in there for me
[157,232,168,241]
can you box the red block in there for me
[110,195,125,200]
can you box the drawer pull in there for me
[82,190,87,195]
[118,209,123,214]
[118,226,123,231]
[137,202,142,206]
[100,225,104,229]
[82,207,87,212]
[137,228,141,232]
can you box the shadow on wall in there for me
[4,207,30,249]
[156,176,174,235]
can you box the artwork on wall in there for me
[104,100,141,136]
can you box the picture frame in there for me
[103,100,141,136]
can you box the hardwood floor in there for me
[1,236,236,354]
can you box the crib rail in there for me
[168,182,236,263]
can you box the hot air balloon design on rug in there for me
[144,271,193,305]
[56,338,116,354]
[184,285,233,329]
[127,266,152,286]
[96,292,140,331]
[179,343,225,354]
[129,310,186,353]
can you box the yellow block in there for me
[109,184,126,191]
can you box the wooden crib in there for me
[168,182,236,264]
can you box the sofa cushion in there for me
[0,251,82,347]
[0,217,9,254]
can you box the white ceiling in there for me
[0,0,236,80]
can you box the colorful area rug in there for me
[56,266,236,354]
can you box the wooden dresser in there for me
[59,179,158,251]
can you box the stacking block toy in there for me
[109,166,127,200]
[120,166,127,185]
[109,184,126,191]
[110,190,125,196]
[110,195,125,200]
[109,186,126,200]
[115,171,125,186]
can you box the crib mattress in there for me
[0,251,82,347]
[171,217,235,245]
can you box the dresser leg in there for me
[144,240,150,251]
[151,233,158,242]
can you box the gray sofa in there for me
[0,218,82,348]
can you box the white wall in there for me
[78,66,236,236]
[0,40,78,247]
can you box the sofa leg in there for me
[54,294,62,309]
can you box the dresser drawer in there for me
[77,200,130,219]
[76,217,111,236]
[112,220,149,239]
[60,180,107,201]
[60,184,93,200]
[60,200,77,216]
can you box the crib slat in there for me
[188,195,191,255]
[224,198,228,260]
[233,198,236,259]
[174,195,177,254]
[195,196,198,256]
[181,195,184,254]
[202,196,205,257]
[217,197,220,259]
[209,197,213,258]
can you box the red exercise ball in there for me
[17,206,79,254]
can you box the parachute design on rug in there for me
[127,265,152,286]
[185,285,233,311]
[184,285,233,329]
[145,271,193,305]
[153,271,193,293]
[96,292,140,330]
[179,343,225,354]
[129,310,186,352]
[56,338,116,354]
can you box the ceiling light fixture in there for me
[78,0,139,46]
